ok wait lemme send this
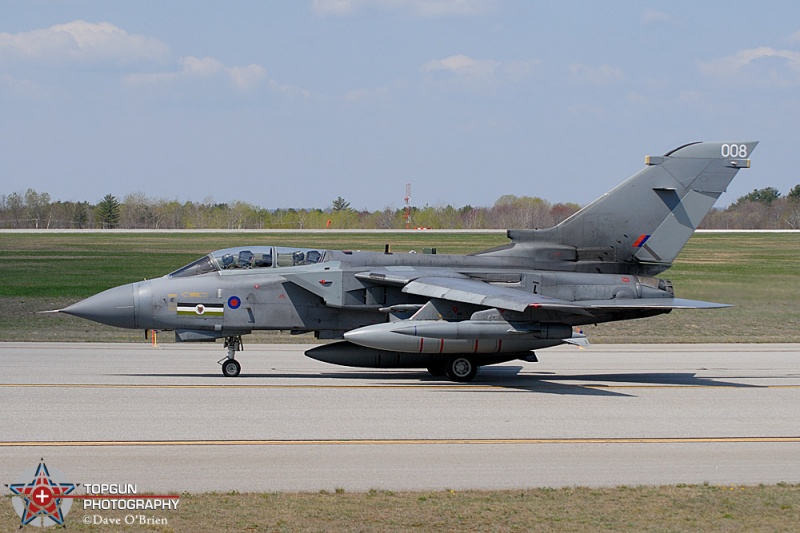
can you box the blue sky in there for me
[2,1,798,210]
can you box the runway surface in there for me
[1,342,798,492]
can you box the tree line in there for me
[1,186,799,230]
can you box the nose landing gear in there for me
[218,335,244,377]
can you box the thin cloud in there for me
[312,0,355,15]
[626,90,705,109]
[125,56,267,91]
[677,90,703,103]
[568,63,623,85]
[0,74,50,100]
[312,0,492,17]
[423,54,499,78]
[499,60,540,80]
[0,20,169,66]
[641,9,679,25]
[345,85,390,101]
[421,55,537,84]
[698,46,800,85]
[268,79,312,98]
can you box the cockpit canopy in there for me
[169,246,325,278]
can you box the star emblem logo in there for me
[6,459,77,527]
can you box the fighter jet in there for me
[61,141,756,381]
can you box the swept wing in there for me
[393,274,729,313]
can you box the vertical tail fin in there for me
[500,141,757,274]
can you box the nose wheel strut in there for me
[218,335,243,377]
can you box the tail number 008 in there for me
[721,144,747,158]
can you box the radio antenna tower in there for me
[404,183,411,229]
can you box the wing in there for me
[355,270,729,315]
[402,276,583,313]
[400,276,729,313]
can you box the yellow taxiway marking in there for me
[1,383,799,390]
[1,437,799,447]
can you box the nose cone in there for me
[61,284,137,329]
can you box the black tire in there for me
[222,359,241,377]
[445,356,477,382]
[427,361,447,377]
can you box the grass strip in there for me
[2,484,798,532]
[1,232,798,343]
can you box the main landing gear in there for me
[428,356,479,382]
[445,356,478,382]
[219,335,243,377]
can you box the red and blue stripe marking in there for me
[633,234,651,248]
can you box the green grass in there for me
[0,231,798,342]
[2,484,798,532]
[611,232,800,343]
[0,232,508,298]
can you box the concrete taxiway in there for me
[0,342,798,492]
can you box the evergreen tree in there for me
[96,194,121,229]
[332,196,351,212]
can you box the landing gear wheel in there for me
[445,356,477,382]
[220,335,244,377]
[427,361,447,377]
[222,359,241,377]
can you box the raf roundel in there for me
[227,296,241,309]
